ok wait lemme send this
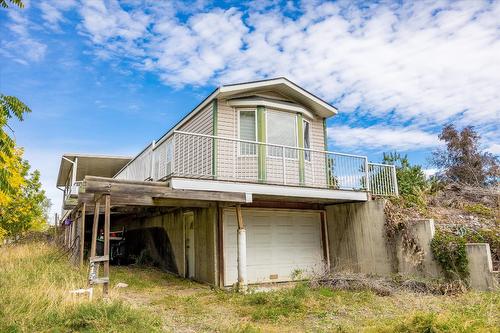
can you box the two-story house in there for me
[56,78,397,290]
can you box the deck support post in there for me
[90,201,100,258]
[235,204,247,293]
[79,203,86,267]
[103,194,111,296]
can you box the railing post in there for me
[282,146,286,185]
[150,141,155,180]
[391,164,399,196]
[365,157,370,192]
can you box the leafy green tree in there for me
[383,152,427,206]
[0,165,51,239]
[1,95,32,196]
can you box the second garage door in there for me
[223,208,324,286]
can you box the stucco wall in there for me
[326,200,395,275]
[326,200,498,291]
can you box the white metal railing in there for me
[115,131,398,196]
[368,163,399,196]
[115,142,155,181]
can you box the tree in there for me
[1,95,32,196]
[431,125,499,186]
[383,152,426,206]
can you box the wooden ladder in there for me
[88,255,110,286]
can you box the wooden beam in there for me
[81,176,247,203]
[90,201,100,258]
[236,204,244,229]
[103,194,110,296]
[80,192,213,208]
[79,203,86,267]
[217,205,225,288]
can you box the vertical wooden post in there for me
[79,203,86,267]
[71,214,78,248]
[103,194,111,295]
[90,201,100,258]
[235,204,247,292]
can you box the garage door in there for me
[223,209,324,286]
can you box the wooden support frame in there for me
[79,203,86,267]
[320,210,330,268]
[80,176,248,206]
[217,205,225,288]
[90,201,100,258]
[103,194,110,295]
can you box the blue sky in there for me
[1,0,499,216]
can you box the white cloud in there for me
[38,1,76,30]
[327,125,440,151]
[487,143,500,155]
[74,1,499,133]
[1,9,47,63]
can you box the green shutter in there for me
[257,106,266,182]
[212,99,218,179]
[323,118,330,187]
[297,113,305,185]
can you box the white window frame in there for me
[237,108,258,157]
[265,109,298,160]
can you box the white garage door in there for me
[223,209,324,286]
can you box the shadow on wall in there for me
[125,227,178,275]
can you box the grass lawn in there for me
[1,242,498,332]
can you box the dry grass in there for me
[0,242,161,332]
[1,242,499,332]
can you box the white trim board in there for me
[170,178,368,202]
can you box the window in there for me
[303,120,311,161]
[267,111,297,158]
[239,110,256,155]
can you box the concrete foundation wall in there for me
[397,219,442,278]
[326,200,498,291]
[326,200,394,275]
[466,243,498,291]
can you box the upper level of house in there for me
[57,78,398,212]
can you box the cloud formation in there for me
[72,0,499,150]
[328,125,440,151]
[4,0,499,152]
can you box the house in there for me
[56,78,398,291]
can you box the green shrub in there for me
[430,231,469,281]
[382,152,427,208]
[463,203,495,217]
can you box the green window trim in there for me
[212,99,218,179]
[297,113,305,185]
[323,118,330,187]
[257,106,266,182]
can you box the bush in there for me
[430,231,469,282]
[382,152,427,208]
[463,203,495,217]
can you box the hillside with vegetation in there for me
[382,125,499,281]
